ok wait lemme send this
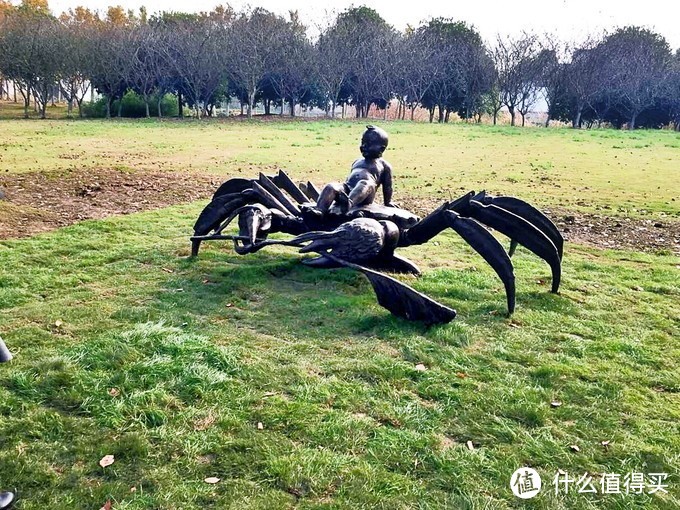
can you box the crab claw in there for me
[292,218,396,263]
[233,204,273,254]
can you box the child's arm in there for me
[381,160,393,206]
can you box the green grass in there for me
[0,113,679,508]
[1,112,679,219]
[1,203,678,509]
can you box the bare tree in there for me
[561,36,613,128]
[602,27,672,129]
[128,25,160,118]
[316,14,355,118]
[395,29,434,120]
[0,7,65,119]
[159,13,228,118]
[493,33,543,126]
[58,16,95,117]
[268,12,315,116]
[535,35,564,127]
[227,8,285,118]
[88,23,133,118]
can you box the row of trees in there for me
[1,0,679,129]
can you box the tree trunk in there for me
[629,112,638,130]
[493,110,498,125]
[157,96,163,118]
[178,91,183,118]
[429,107,434,123]
[247,90,255,119]
[67,99,73,117]
[509,106,516,126]
[145,98,150,118]
[77,98,83,118]
[290,99,295,117]
[383,104,388,120]
[410,105,416,121]
[520,112,526,127]
[106,96,112,119]
[330,99,336,118]
[438,105,444,123]
[117,97,123,118]
[572,107,582,129]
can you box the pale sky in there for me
[46,0,680,49]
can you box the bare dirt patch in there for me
[0,168,218,239]
[1,169,678,254]
[400,196,680,255]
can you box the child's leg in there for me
[348,180,377,208]
[316,182,347,213]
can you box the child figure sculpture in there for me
[312,125,393,215]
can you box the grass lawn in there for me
[1,111,679,219]
[0,113,679,508]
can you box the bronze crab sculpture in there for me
[190,169,563,325]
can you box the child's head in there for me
[360,125,389,159]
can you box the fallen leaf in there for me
[569,445,580,452]
[601,440,610,447]
[162,267,174,273]
[632,286,644,292]
[257,422,264,430]
[414,363,427,372]
[226,303,233,308]
[54,320,63,327]
[204,477,220,484]
[99,454,115,468]
[466,440,475,451]
[550,401,562,408]
[262,391,276,397]
[130,487,137,493]
[536,279,546,285]
[508,322,521,329]
[455,372,468,379]
[100,500,112,510]
[108,388,120,397]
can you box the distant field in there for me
[1,112,679,219]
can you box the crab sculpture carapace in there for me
[191,170,563,325]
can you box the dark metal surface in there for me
[0,337,12,363]
[190,128,564,323]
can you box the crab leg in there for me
[402,206,516,314]
[446,211,516,314]
[274,170,312,204]
[475,193,563,260]
[465,194,561,293]
[258,173,301,215]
